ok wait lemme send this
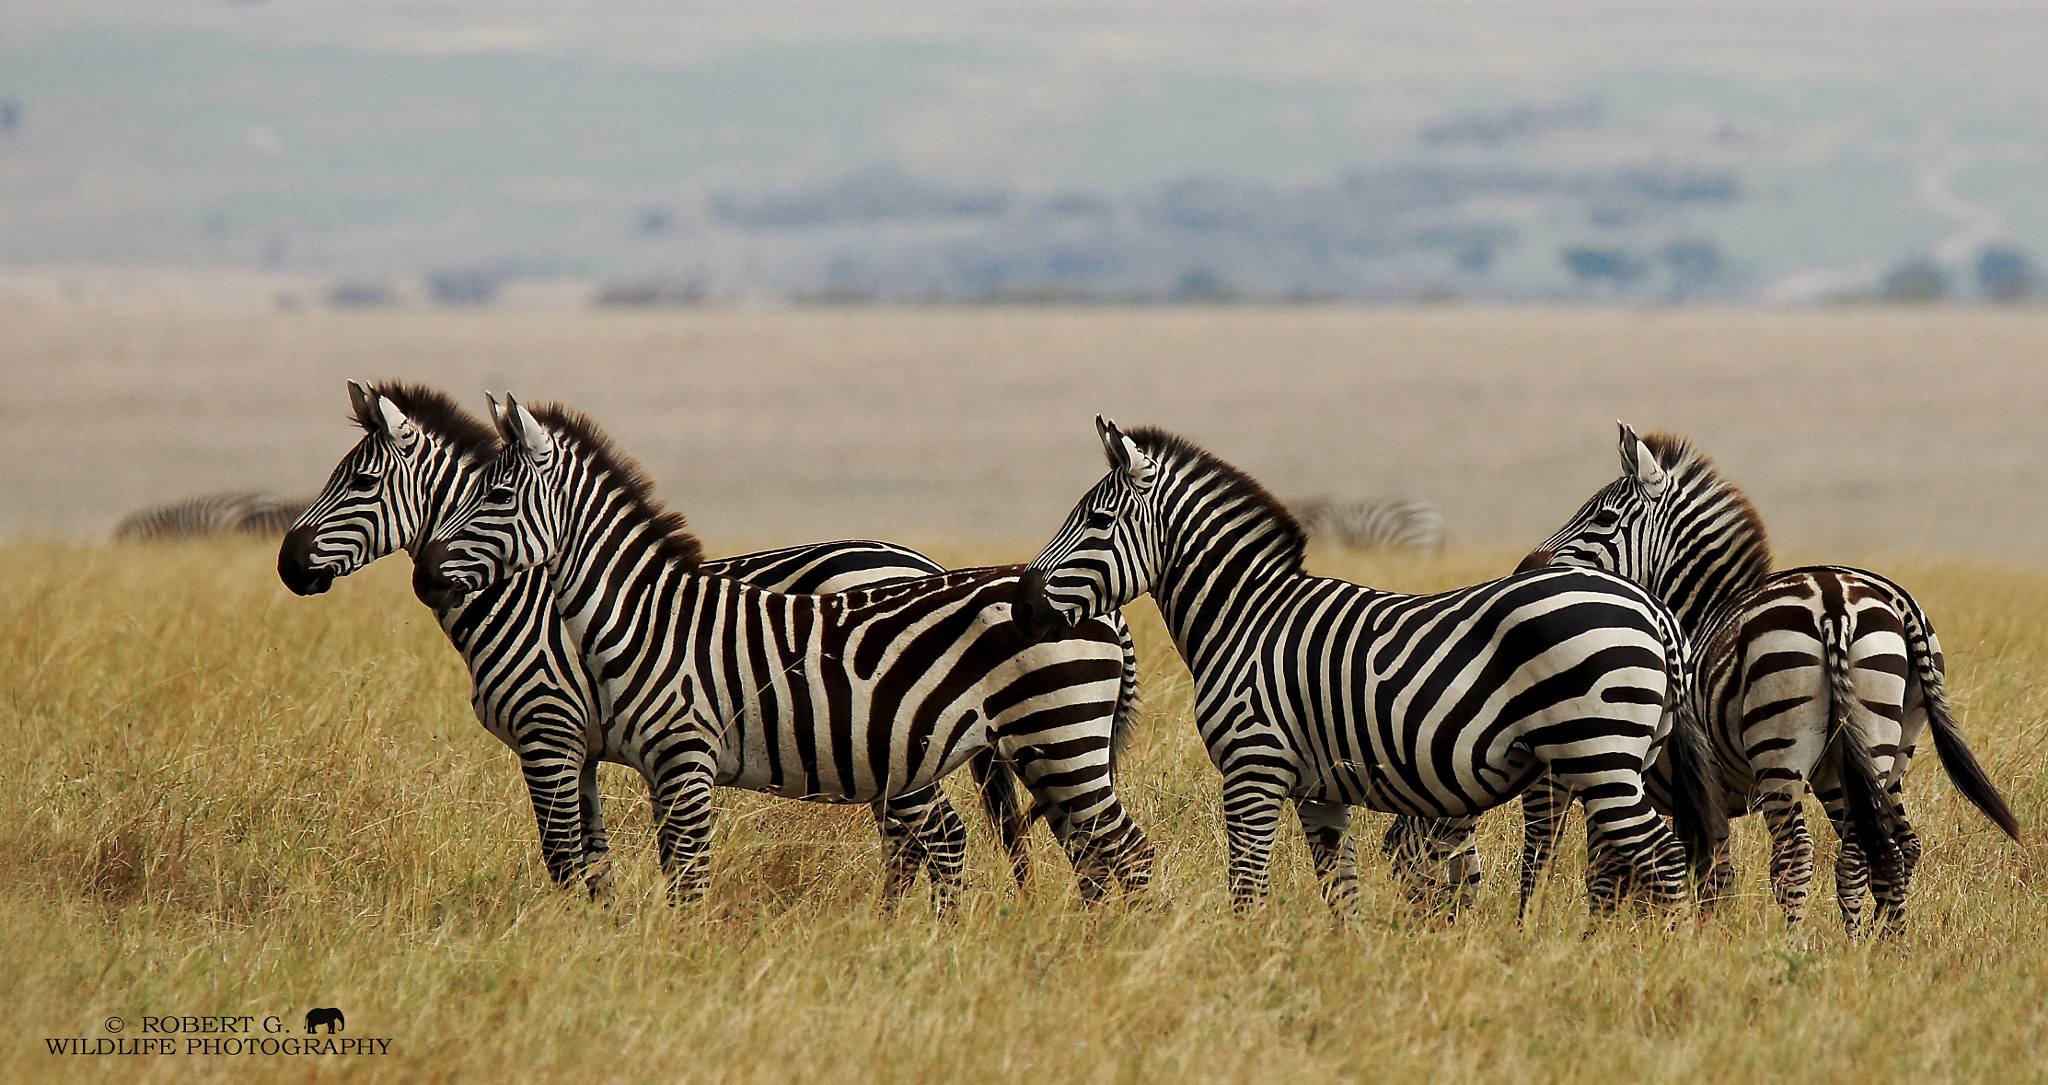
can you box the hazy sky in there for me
[3,1,2045,290]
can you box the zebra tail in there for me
[1108,612,1143,782]
[968,749,1033,889]
[1663,672,1726,882]
[1894,594,2023,842]
[1823,616,1908,890]
[1016,615,1140,831]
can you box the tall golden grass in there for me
[2,539,2044,1083]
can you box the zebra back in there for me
[1292,496,1445,552]
[117,492,314,542]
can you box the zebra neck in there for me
[1150,496,1304,669]
[545,481,680,671]
[1644,534,1769,639]
[405,447,483,561]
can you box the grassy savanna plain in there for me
[2,538,2044,1084]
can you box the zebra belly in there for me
[706,678,993,803]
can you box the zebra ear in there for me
[1094,416,1156,493]
[1096,416,1127,468]
[503,394,554,462]
[375,395,421,455]
[1618,422,1667,500]
[346,379,373,425]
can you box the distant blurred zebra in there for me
[1291,496,1444,552]
[115,492,311,542]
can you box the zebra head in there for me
[1518,421,1667,579]
[413,393,564,610]
[1014,416,1164,642]
[279,381,456,596]
[1520,422,1771,632]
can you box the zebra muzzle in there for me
[1010,568,1070,643]
[411,540,472,609]
[276,526,337,596]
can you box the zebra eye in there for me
[348,472,378,492]
[487,485,516,505]
[1591,509,1621,528]
[1086,509,1115,530]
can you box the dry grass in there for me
[2,539,2046,1083]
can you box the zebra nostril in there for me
[411,541,467,608]
[277,527,336,596]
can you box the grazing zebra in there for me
[410,395,1155,907]
[1519,424,2020,935]
[1012,417,1723,914]
[116,491,311,541]
[1292,497,1445,553]
[277,382,1094,907]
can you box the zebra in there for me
[1518,423,2020,935]
[409,394,1156,907]
[1292,497,1445,553]
[1011,417,1724,915]
[278,381,1131,908]
[116,491,311,541]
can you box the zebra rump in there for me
[1292,496,1444,552]
[117,492,311,542]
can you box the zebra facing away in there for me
[1519,424,2020,936]
[1292,496,1445,553]
[117,491,311,541]
[1012,417,1724,915]
[277,382,1113,909]
[410,395,1155,907]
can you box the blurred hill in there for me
[2,1,2046,304]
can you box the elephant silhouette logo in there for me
[304,1008,345,1035]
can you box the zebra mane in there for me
[1125,427,1308,573]
[527,405,706,570]
[1640,431,1773,572]
[360,383,501,464]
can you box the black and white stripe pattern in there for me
[412,395,1155,907]
[117,491,311,541]
[1521,424,2020,935]
[1292,496,1445,553]
[278,382,1048,907]
[1013,417,1722,914]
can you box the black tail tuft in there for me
[969,749,1032,889]
[1663,667,1726,883]
[1823,617,1908,892]
[1106,612,1143,783]
[1900,601,2023,842]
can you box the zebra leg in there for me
[1581,826,1637,916]
[1518,774,1574,919]
[1382,816,1481,919]
[869,797,931,906]
[1880,799,1921,938]
[1003,737,1153,904]
[1221,777,1289,911]
[578,754,614,902]
[1296,800,1358,915]
[647,758,719,907]
[515,725,593,893]
[882,787,970,914]
[1573,788,1690,912]
[1890,780,1923,882]
[1831,830,1871,940]
[1700,834,1738,914]
[1759,798,1815,924]
[1813,778,1875,938]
